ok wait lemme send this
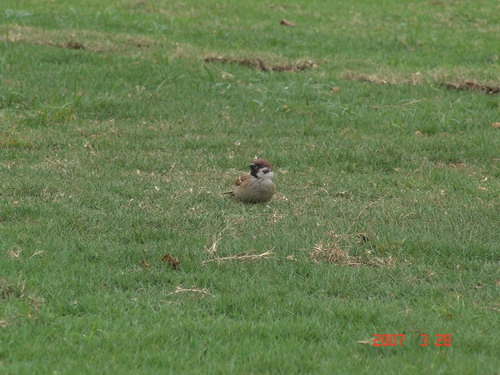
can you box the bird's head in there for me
[249,159,274,179]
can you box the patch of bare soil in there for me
[204,55,317,72]
[343,71,499,94]
[444,81,499,94]
[64,41,86,50]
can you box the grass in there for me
[1,0,499,373]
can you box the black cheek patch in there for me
[262,169,270,174]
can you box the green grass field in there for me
[1,0,499,373]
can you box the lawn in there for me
[1,0,499,373]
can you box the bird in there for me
[224,159,275,203]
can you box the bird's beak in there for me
[249,163,257,170]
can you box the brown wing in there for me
[234,174,249,187]
[223,174,250,195]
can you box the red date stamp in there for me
[373,334,451,347]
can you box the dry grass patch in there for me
[357,338,375,346]
[343,70,500,94]
[342,71,426,86]
[202,249,275,264]
[444,81,500,94]
[0,278,24,299]
[166,286,212,296]
[0,130,37,150]
[309,198,397,267]
[310,240,397,268]
[1,24,159,54]
[205,237,222,257]
[204,55,318,72]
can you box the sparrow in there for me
[224,159,275,203]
